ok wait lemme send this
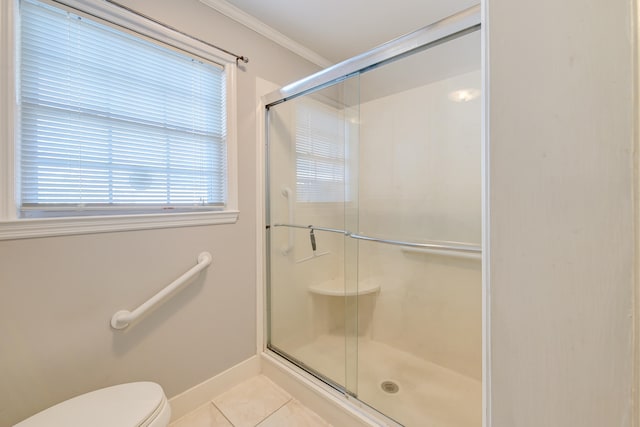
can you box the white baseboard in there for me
[260,352,397,427]
[168,355,261,422]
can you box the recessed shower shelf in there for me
[308,277,381,297]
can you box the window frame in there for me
[0,0,239,240]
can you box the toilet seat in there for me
[14,382,171,427]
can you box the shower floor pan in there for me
[292,334,481,427]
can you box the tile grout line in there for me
[253,396,293,426]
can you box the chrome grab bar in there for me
[111,252,212,330]
[349,233,480,253]
[271,223,480,254]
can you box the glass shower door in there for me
[266,77,360,393]
[265,6,482,426]
[353,30,482,426]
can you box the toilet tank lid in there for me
[14,382,167,427]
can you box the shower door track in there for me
[270,223,481,254]
[268,344,356,397]
[263,4,481,108]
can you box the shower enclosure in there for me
[264,6,481,426]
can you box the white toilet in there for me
[14,382,171,427]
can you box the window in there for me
[21,0,227,216]
[295,100,347,203]
[0,0,238,238]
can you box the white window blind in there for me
[19,0,227,217]
[295,101,346,203]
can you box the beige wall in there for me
[487,0,636,425]
[0,1,319,425]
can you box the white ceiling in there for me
[220,0,479,64]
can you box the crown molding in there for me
[199,0,332,68]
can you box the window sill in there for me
[0,210,239,241]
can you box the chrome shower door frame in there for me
[263,2,482,421]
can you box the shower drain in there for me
[380,380,399,394]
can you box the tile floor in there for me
[170,375,332,427]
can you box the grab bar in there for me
[273,223,345,234]
[280,187,294,255]
[111,251,213,330]
[349,233,480,253]
[271,223,481,254]
[401,246,481,259]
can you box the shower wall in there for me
[359,70,481,244]
[358,69,481,379]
